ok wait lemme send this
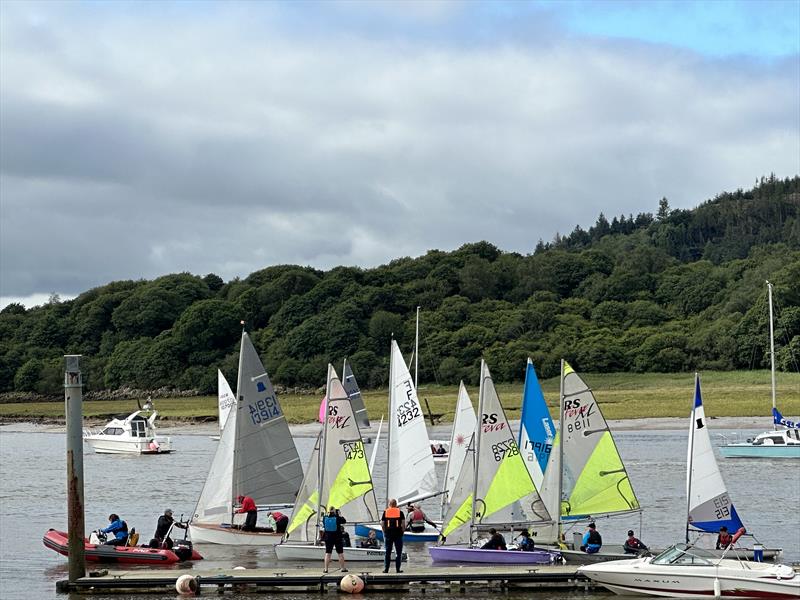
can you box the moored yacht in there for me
[83,399,171,454]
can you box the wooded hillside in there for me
[2,175,798,395]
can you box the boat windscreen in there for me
[651,544,714,566]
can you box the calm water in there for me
[1,423,798,600]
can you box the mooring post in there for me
[65,355,86,583]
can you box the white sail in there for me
[217,369,236,433]
[232,333,304,505]
[687,374,743,535]
[442,382,477,506]
[387,340,438,505]
[193,395,236,523]
[286,365,379,541]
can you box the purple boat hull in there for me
[429,546,558,564]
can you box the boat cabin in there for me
[651,544,716,566]
[750,429,800,446]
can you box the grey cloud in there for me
[0,4,797,301]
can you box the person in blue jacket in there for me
[100,513,128,546]
[580,522,602,554]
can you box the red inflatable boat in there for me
[43,529,203,564]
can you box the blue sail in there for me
[518,359,555,489]
[773,408,799,429]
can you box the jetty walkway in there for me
[57,564,591,594]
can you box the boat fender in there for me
[340,574,365,594]
[175,574,197,595]
[731,527,746,545]
[713,578,721,598]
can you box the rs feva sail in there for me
[388,340,438,505]
[558,361,639,519]
[442,382,477,508]
[687,375,743,534]
[194,332,303,524]
[217,369,236,433]
[441,361,550,545]
[343,359,370,428]
[286,365,379,541]
[518,359,556,490]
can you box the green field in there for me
[1,370,798,424]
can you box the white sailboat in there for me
[686,374,782,560]
[189,332,303,545]
[440,381,478,514]
[355,339,440,542]
[210,369,236,441]
[276,365,404,563]
[430,360,555,564]
[719,281,800,458]
[537,360,642,563]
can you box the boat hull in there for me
[718,444,800,459]
[429,546,558,565]
[189,523,283,546]
[354,523,440,543]
[43,529,202,564]
[579,557,800,599]
[84,437,172,455]
[275,543,407,562]
[552,544,783,564]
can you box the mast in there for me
[317,363,333,537]
[386,337,394,504]
[231,330,247,521]
[471,360,486,547]
[557,359,565,543]
[415,306,420,389]
[685,373,698,544]
[767,281,776,412]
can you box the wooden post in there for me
[64,355,85,583]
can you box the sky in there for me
[1,0,798,308]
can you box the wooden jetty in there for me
[57,564,592,594]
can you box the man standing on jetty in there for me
[381,499,405,573]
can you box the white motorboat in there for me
[578,544,799,599]
[83,399,171,454]
[429,439,450,463]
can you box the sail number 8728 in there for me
[491,439,520,462]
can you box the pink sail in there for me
[318,395,327,423]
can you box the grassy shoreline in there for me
[1,370,797,424]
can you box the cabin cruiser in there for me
[719,427,800,459]
[578,543,799,599]
[83,399,172,454]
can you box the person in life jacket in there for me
[716,526,733,549]
[100,513,128,546]
[321,506,348,573]
[516,529,535,551]
[236,495,258,531]
[481,528,507,550]
[406,504,437,533]
[153,508,187,549]
[381,499,406,573]
[623,529,648,554]
[580,522,602,554]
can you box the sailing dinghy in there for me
[686,375,782,561]
[537,360,642,563]
[429,361,557,565]
[189,332,303,545]
[519,358,556,490]
[276,365,405,563]
[355,340,441,543]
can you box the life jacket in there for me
[323,515,339,533]
[587,529,602,545]
[410,508,425,526]
[383,506,402,530]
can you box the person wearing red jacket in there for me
[236,495,258,531]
